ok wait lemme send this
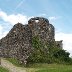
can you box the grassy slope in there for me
[5,58,72,72]
[26,63,72,72]
[0,66,9,72]
[6,58,22,67]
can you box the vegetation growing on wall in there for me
[27,36,71,64]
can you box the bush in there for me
[27,36,71,64]
[53,50,70,63]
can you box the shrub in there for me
[27,36,70,64]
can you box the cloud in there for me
[0,10,28,25]
[0,10,29,39]
[0,25,3,35]
[38,13,47,16]
[55,32,72,56]
[7,14,28,25]
[49,16,57,21]
[0,25,8,39]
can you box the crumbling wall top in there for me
[28,17,49,24]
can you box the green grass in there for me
[27,63,72,72]
[36,69,72,72]
[5,58,24,67]
[5,58,72,72]
[0,66,9,72]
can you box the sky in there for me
[0,0,72,56]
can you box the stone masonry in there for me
[28,17,55,44]
[0,17,62,64]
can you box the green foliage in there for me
[0,67,9,72]
[6,58,24,67]
[27,36,70,64]
[32,36,41,49]
[27,36,51,63]
[53,50,70,62]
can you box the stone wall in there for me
[55,40,63,49]
[0,17,62,64]
[28,17,55,44]
[0,23,32,64]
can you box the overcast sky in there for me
[0,0,72,56]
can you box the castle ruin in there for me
[0,17,62,64]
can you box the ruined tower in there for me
[0,17,62,64]
[28,17,55,44]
